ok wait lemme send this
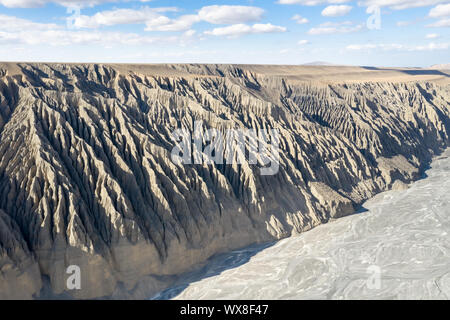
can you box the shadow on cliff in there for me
[151,241,275,300]
[361,66,449,77]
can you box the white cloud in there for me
[0,29,175,46]
[413,42,449,50]
[298,39,309,45]
[145,14,200,32]
[197,5,264,24]
[291,14,309,24]
[0,13,60,31]
[360,0,448,10]
[0,0,41,7]
[70,5,268,32]
[0,14,178,46]
[346,42,449,51]
[427,18,450,27]
[347,43,409,51]
[183,29,196,37]
[204,23,286,37]
[0,0,116,8]
[429,4,450,18]
[427,4,450,33]
[308,21,363,34]
[73,7,178,29]
[278,0,350,5]
[426,33,439,39]
[321,5,352,17]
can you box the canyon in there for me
[0,63,448,299]
[157,148,450,300]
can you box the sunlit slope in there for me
[170,150,450,300]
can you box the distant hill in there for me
[430,63,450,70]
[302,61,338,66]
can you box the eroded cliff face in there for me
[0,63,449,299]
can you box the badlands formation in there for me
[0,63,449,299]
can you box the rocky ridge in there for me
[0,63,449,299]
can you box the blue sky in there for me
[0,0,449,66]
